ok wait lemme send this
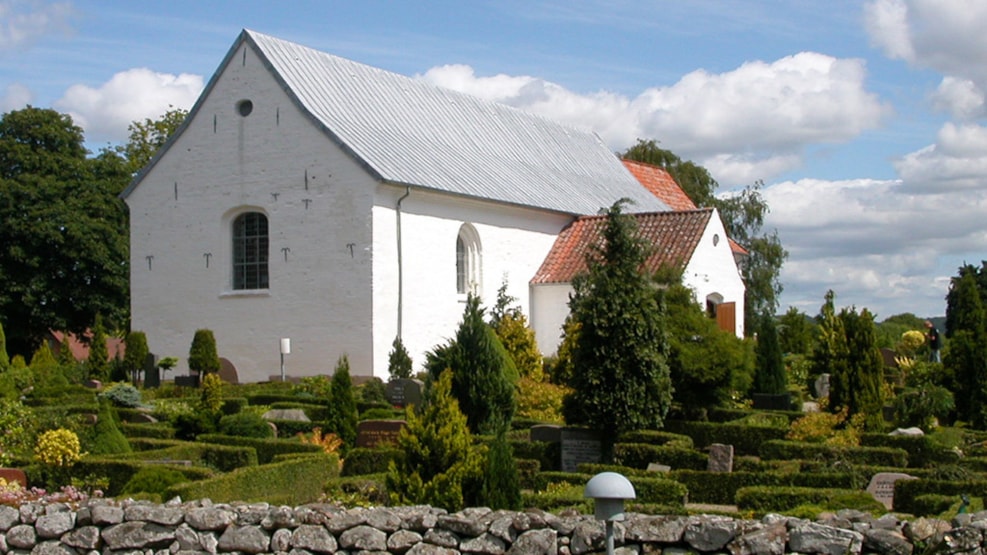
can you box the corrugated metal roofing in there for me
[531,208,714,284]
[245,30,668,215]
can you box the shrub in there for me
[388,337,413,380]
[188,329,220,375]
[218,412,274,438]
[759,440,908,467]
[480,429,521,510]
[516,377,568,423]
[342,447,402,477]
[34,428,83,467]
[325,474,389,506]
[0,398,35,465]
[736,485,885,515]
[89,399,132,455]
[617,430,694,449]
[329,356,358,448]
[613,443,706,470]
[859,433,961,468]
[671,470,859,505]
[661,420,788,456]
[894,478,987,515]
[121,466,188,497]
[196,434,323,465]
[123,331,149,383]
[200,373,224,413]
[101,382,144,408]
[360,378,388,405]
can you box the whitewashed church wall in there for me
[681,210,747,338]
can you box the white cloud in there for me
[0,0,73,51]
[53,68,202,144]
[894,122,987,192]
[0,82,33,111]
[932,77,986,120]
[423,52,889,185]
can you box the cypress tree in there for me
[123,331,150,384]
[944,271,987,427]
[57,333,76,367]
[88,315,110,381]
[481,428,521,510]
[387,336,413,380]
[838,308,885,430]
[810,290,848,396]
[563,200,672,460]
[188,329,220,375]
[329,355,358,448]
[425,295,517,435]
[754,311,787,395]
[90,398,132,455]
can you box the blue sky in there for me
[3,0,985,320]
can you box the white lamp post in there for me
[280,338,291,382]
[585,472,636,555]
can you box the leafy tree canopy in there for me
[117,107,188,174]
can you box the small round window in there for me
[712,233,720,246]
[236,99,254,117]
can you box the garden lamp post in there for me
[280,338,291,382]
[585,472,636,555]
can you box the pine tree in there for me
[329,355,358,448]
[944,271,987,427]
[57,334,76,367]
[754,312,787,395]
[90,398,132,455]
[188,329,220,375]
[425,295,517,434]
[837,308,885,431]
[387,336,413,380]
[88,315,110,381]
[386,369,483,511]
[563,200,672,459]
[810,291,848,395]
[481,428,521,510]
[123,331,149,385]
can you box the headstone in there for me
[175,374,199,388]
[356,419,406,448]
[814,373,830,399]
[752,392,792,411]
[385,379,424,408]
[646,463,671,473]
[866,472,918,510]
[890,427,925,436]
[263,409,310,422]
[560,428,602,472]
[707,443,734,473]
[0,468,28,487]
[530,425,563,444]
[880,348,899,368]
[218,358,239,384]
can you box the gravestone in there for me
[263,409,310,422]
[356,419,406,448]
[707,443,734,473]
[560,428,602,472]
[218,357,239,384]
[0,468,28,487]
[814,373,830,399]
[530,424,563,444]
[866,472,918,510]
[386,379,424,408]
[647,463,671,473]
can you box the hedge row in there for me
[119,422,177,439]
[893,479,987,515]
[859,433,961,468]
[268,402,330,421]
[613,443,706,470]
[735,485,885,514]
[267,419,335,438]
[27,458,216,497]
[195,434,323,464]
[342,447,402,476]
[532,471,686,506]
[510,439,560,472]
[163,453,340,505]
[124,440,259,472]
[661,420,788,456]
[671,470,859,505]
[759,440,908,467]
[617,430,694,448]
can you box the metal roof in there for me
[243,30,668,215]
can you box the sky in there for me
[2,0,985,320]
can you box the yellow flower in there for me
[34,428,83,467]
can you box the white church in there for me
[122,29,744,382]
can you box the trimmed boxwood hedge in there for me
[26,458,215,497]
[662,420,789,456]
[735,485,885,514]
[510,439,560,472]
[267,419,335,438]
[341,447,402,476]
[268,401,330,421]
[163,453,340,505]
[859,433,961,468]
[759,440,908,467]
[614,443,706,470]
[195,433,323,464]
[125,441,259,472]
[893,478,987,515]
[617,430,694,448]
[671,470,860,505]
[120,422,177,439]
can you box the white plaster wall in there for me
[530,283,574,356]
[127,41,375,382]
[372,187,571,378]
[681,209,746,337]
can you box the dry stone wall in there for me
[0,498,981,554]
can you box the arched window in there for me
[232,212,269,290]
[456,224,481,295]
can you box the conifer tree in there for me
[810,291,848,393]
[836,307,885,430]
[57,333,76,367]
[188,329,220,375]
[0,321,8,371]
[123,331,149,384]
[329,355,358,448]
[425,295,517,434]
[490,281,543,381]
[90,398,132,455]
[563,200,672,459]
[88,315,110,381]
[386,369,483,511]
[481,428,521,510]
[387,336,413,380]
[944,271,987,427]
[754,311,787,395]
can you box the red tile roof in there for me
[49,330,126,362]
[531,208,714,284]
[622,159,697,211]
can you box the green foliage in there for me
[117,107,187,173]
[663,284,753,413]
[121,466,188,497]
[127,439,258,471]
[329,356,358,447]
[0,320,8,371]
[101,382,143,408]
[547,316,579,385]
[617,430,694,448]
[359,377,388,405]
[894,478,987,516]
[387,336,413,379]
[87,316,110,381]
[0,108,130,358]
[894,360,955,432]
[563,200,672,457]
[754,312,787,394]
[481,429,521,510]
[490,280,543,380]
[613,443,707,470]
[0,398,35,465]
[735,485,885,515]
[123,331,149,383]
[662,420,789,456]
[760,439,908,467]
[425,295,517,435]
[672,469,858,505]
[341,447,402,476]
[777,307,815,355]
[163,453,340,505]
[945,269,987,428]
[386,369,484,511]
[859,433,961,468]
[218,412,274,438]
[188,329,220,374]
[196,433,323,464]
[200,372,224,413]
[516,377,568,423]
[89,399,132,455]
